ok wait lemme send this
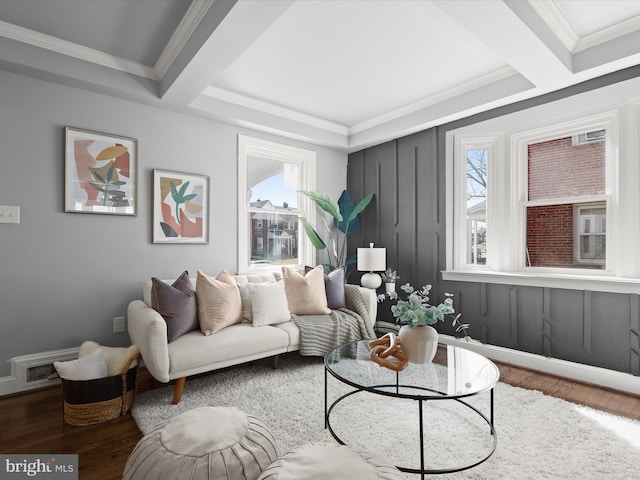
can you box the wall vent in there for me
[9,347,79,391]
[26,363,57,384]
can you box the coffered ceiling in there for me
[2,0,640,152]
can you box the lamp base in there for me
[361,272,382,289]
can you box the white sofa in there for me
[127,272,377,404]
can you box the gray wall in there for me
[348,68,640,377]
[0,69,347,378]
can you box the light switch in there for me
[0,206,20,224]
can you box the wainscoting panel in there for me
[348,128,639,377]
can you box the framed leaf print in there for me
[64,127,137,215]
[153,169,209,244]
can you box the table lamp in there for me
[357,243,386,289]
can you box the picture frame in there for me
[64,127,137,215]
[153,169,210,244]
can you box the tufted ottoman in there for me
[257,443,406,480]
[123,406,278,480]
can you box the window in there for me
[524,132,607,269]
[575,204,606,266]
[445,104,640,293]
[466,148,488,265]
[452,136,497,270]
[238,136,316,273]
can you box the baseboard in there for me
[439,334,640,396]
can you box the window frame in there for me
[237,135,316,274]
[444,102,640,294]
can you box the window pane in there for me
[528,133,605,201]
[525,203,605,269]
[248,156,298,209]
[466,149,487,265]
[250,210,299,266]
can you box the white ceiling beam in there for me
[160,0,295,106]
[431,0,573,89]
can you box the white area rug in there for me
[132,354,640,479]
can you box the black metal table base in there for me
[324,368,497,478]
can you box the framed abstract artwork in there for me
[64,127,137,215]
[153,169,210,244]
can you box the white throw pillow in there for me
[54,349,108,381]
[248,282,291,326]
[78,341,140,376]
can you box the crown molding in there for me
[154,0,214,79]
[201,85,349,135]
[531,0,640,54]
[529,0,578,52]
[575,15,640,52]
[349,66,519,135]
[0,19,157,80]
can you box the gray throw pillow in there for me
[305,266,347,310]
[150,271,198,342]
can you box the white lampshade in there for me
[357,244,386,272]
[357,244,386,289]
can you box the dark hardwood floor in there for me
[1,359,639,480]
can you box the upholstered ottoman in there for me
[257,443,406,480]
[123,406,278,480]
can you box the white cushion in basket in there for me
[257,443,406,480]
[54,349,108,381]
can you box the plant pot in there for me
[385,282,396,293]
[398,324,438,363]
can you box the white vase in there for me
[398,324,438,363]
[385,282,396,293]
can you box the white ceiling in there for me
[2,0,640,152]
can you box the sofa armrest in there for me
[127,300,171,383]
[347,286,377,326]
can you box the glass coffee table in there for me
[324,339,500,478]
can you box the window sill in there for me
[442,269,640,294]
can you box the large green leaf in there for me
[299,217,327,250]
[344,192,373,225]
[335,190,374,234]
[301,191,342,222]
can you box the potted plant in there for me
[378,283,469,363]
[380,268,399,293]
[299,190,373,273]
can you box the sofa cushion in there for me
[196,270,242,335]
[167,324,290,375]
[305,266,346,310]
[150,271,199,342]
[282,266,331,315]
[248,282,291,326]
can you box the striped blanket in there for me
[292,285,376,356]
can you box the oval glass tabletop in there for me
[325,339,500,400]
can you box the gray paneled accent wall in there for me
[348,69,640,377]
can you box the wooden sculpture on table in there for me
[369,332,409,371]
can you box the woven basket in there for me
[61,353,141,426]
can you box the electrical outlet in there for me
[113,316,125,333]
[0,205,20,224]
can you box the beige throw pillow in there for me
[248,282,291,326]
[196,270,242,335]
[282,266,331,315]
